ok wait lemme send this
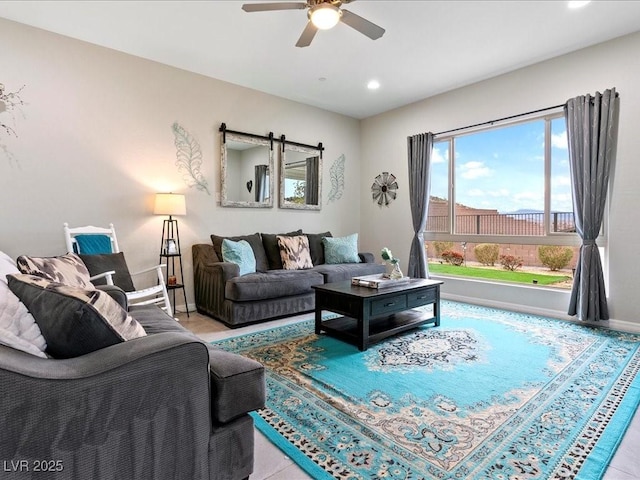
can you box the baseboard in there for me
[442,293,640,334]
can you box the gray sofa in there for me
[0,285,265,480]
[193,231,386,327]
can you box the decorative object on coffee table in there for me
[381,246,403,279]
[371,171,398,207]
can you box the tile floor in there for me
[177,310,640,480]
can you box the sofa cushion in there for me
[128,304,187,334]
[312,262,387,283]
[7,274,146,359]
[262,230,302,270]
[211,233,269,272]
[16,253,94,289]
[277,235,313,270]
[323,233,361,264]
[221,239,256,276]
[79,252,136,292]
[225,270,324,302]
[304,231,332,265]
[0,252,47,358]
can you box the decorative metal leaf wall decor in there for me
[172,122,210,195]
[328,154,345,202]
[371,171,398,207]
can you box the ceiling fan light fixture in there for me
[310,4,342,30]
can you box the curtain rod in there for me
[434,103,566,137]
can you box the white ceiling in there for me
[1,1,640,119]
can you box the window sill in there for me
[429,273,572,321]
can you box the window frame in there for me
[425,110,591,250]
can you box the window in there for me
[426,113,581,289]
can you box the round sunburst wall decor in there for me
[371,172,398,207]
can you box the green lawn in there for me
[428,262,571,286]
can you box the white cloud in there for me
[552,175,571,187]
[432,147,447,164]
[467,188,485,196]
[552,131,568,149]
[488,188,510,197]
[459,161,491,179]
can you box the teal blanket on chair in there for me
[74,234,112,254]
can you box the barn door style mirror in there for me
[220,123,274,208]
[279,136,323,210]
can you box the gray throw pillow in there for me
[79,252,135,292]
[261,230,303,270]
[304,231,332,266]
[7,274,146,359]
[211,233,269,272]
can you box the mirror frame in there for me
[220,123,275,208]
[279,138,323,211]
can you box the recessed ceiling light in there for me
[367,80,380,90]
[568,1,591,9]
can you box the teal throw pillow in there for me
[322,233,360,264]
[221,239,256,276]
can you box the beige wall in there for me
[360,31,640,325]
[0,18,362,311]
[2,16,639,325]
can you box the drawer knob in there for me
[384,302,395,307]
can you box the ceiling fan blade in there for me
[242,2,307,12]
[340,9,385,40]
[295,21,318,48]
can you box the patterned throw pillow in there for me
[322,233,361,264]
[16,253,94,289]
[221,239,257,276]
[277,235,313,270]
[7,274,146,359]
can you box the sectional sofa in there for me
[193,230,386,327]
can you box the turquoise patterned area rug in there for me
[212,301,640,479]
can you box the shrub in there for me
[474,243,499,266]
[433,241,454,258]
[499,254,523,271]
[538,245,574,271]
[441,250,464,266]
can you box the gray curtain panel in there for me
[254,164,268,202]
[305,156,320,205]
[407,132,434,278]
[565,88,619,321]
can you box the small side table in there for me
[160,252,189,317]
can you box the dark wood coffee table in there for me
[313,278,443,351]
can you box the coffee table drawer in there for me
[407,288,436,308]
[371,294,407,316]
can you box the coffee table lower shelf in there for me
[319,308,437,349]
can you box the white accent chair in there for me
[63,223,174,318]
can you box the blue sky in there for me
[431,118,572,214]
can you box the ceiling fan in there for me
[241,0,385,47]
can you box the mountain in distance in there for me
[501,208,543,215]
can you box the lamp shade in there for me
[154,193,186,216]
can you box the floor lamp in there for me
[154,192,188,315]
